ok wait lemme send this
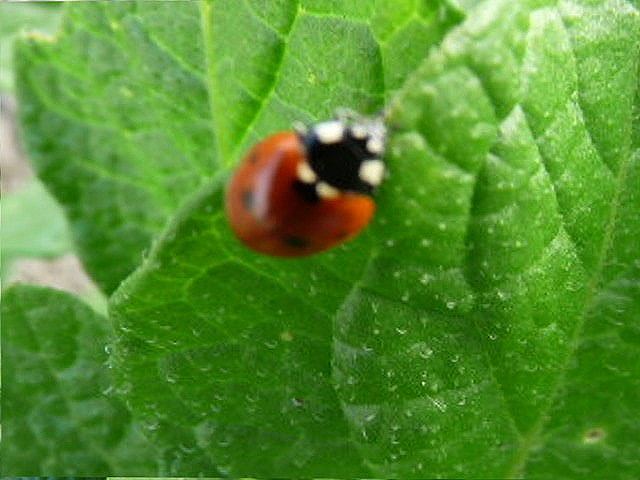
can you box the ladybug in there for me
[225,113,387,257]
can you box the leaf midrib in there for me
[200,0,302,167]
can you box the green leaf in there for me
[109,0,640,477]
[1,179,74,281]
[1,285,157,475]
[14,2,215,293]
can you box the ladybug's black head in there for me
[296,115,386,198]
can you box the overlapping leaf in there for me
[1,285,156,475]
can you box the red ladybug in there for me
[225,114,387,257]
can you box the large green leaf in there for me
[1,285,156,475]
[108,0,640,477]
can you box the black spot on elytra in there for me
[242,190,254,210]
[247,151,259,163]
[292,180,320,203]
[283,235,310,248]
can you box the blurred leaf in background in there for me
[2,285,157,475]
[1,179,73,281]
[1,2,72,285]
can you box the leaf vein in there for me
[227,0,301,161]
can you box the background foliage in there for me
[0,2,69,283]
[4,0,639,477]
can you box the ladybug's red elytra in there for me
[225,113,387,257]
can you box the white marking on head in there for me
[316,181,340,198]
[350,124,368,139]
[296,161,317,183]
[366,136,385,155]
[313,120,345,144]
[359,159,385,187]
